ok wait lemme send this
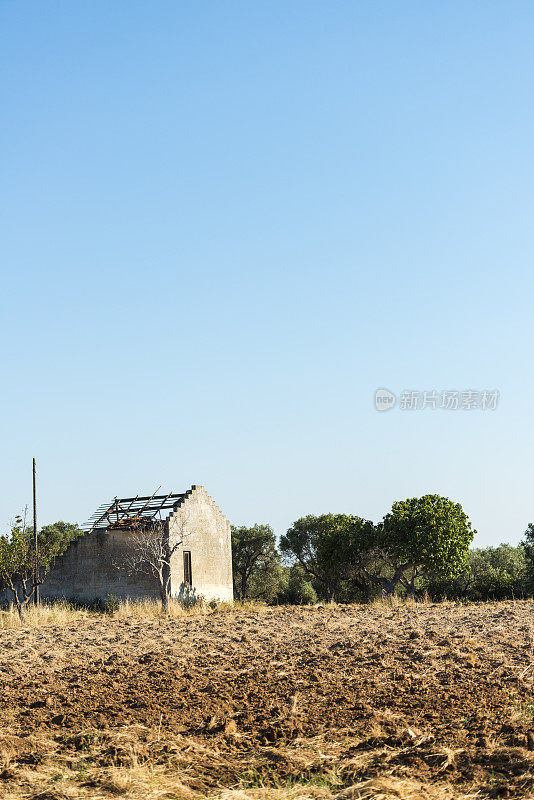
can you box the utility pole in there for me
[33,458,39,605]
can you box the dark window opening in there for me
[183,551,192,586]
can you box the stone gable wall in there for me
[168,485,233,602]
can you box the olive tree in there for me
[425,543,527,600]
[278,563,318,605]
[280,514,376,601]
[231,524,280,601]
[39,521,82,554]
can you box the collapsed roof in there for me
[81,488,186,533]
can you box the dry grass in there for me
[0,764,479,800]
[0,601,90,629]
[219,777,474,800]
[0,595,444,629]
[0,597,266,628]
[111,597,213,619]
[111,597,264,618]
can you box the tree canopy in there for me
[0,517,83,618]
[377,494,475,594]
[280,514,375,601]
[231,524,280,601]
[38,521,82,559]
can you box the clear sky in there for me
[1,2,533,546]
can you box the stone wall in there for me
[39,528,160,602]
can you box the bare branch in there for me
[113,513,191,613]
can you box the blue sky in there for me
[1,1,533,546]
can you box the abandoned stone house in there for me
[39,485,233,603]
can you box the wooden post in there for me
[33,458,39,605]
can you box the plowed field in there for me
[1,601,534,799]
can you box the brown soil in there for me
[1,601,534,798]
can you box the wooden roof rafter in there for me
[81,488,186,533]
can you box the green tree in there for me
[472,543,526,599]
[231,524,280,601]
[425,543,527,600]
[522,523,534,594]
[248,558,286,603]
[280,514,376,601]
[377,494,475,595]
[478,543,527,598]
[278,563,317,605]
[0,517,35,618]
[38,521,82,557]
[0,515,83,618]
